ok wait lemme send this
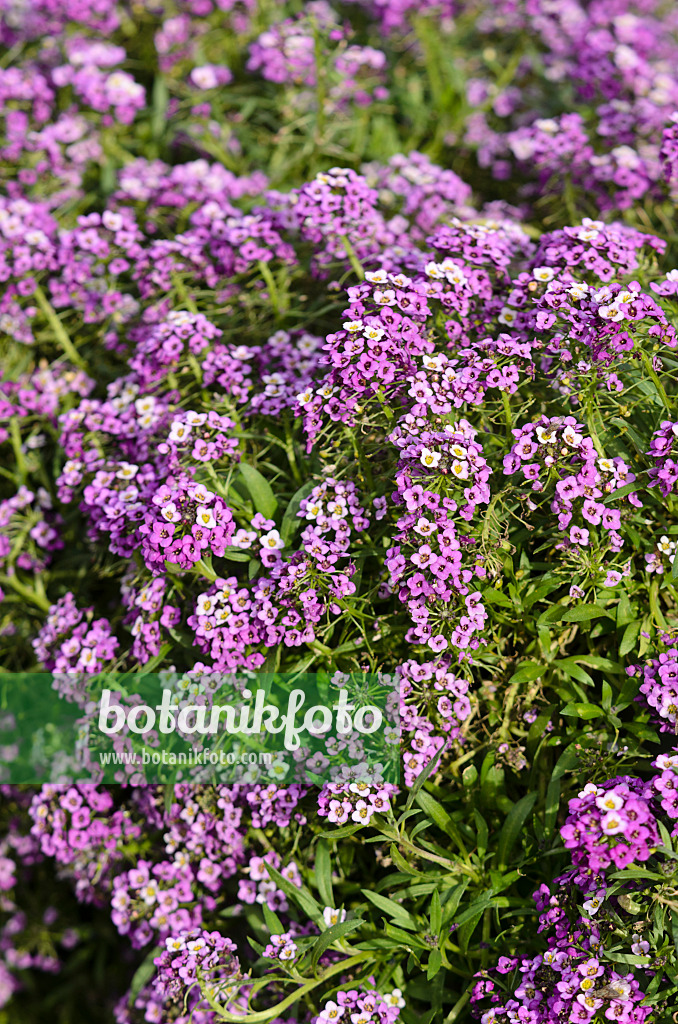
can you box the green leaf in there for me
[619,620,642,658]
[280,480,317,545]
[507,661,544,684]
[426,949,443,980]
[482,588,513,608]
[602,481,642,504]
[128,946,163,1005]
[318,824,363,840]
[474,810,488,858]
[218,546,252,562]
[455,897,494,953]
[442,880,470,921]
[310,918,364,970]
[262,904,284,936]
[430,889,442,937]
[265,864,322,923]
[497,792,537,869]
[414,790,469,857]
[238,463,278,520]
[314,840,333,908]
[361,889,419,930]
[554,658,594,686]
[561,605,613,623]
[561,702,603,719]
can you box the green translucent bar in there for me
[0,671,400,785]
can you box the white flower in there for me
[536,426,557,444]
[450,459,469,480]
[195,506,216,529]
[384,989,406,1009]
[190,65,220,89]
[190,485,215,504]
[261,529,284,550]
[373,289,396,305]
[533,266,554,282]
[169,420,192,442]
[326,498,347,518]
[615,289,635,306]
[595,792,624,812]
[597,457,614,472]
[498,306,517,326]
[363,326,385,341]
[568,281,589,299]
[600,811,625,835]
[442,260,467,286]
[160,502,180,523]
[165,936,186,952]
[319,1000,345,1022]
[425,261,445,279]
[343,320,364,332]
[578,783,601,798]
[304,501,323,520]
[582,890,606,915]
[420,447,441,468]
[196,594,216,615]
[135,396,156,415]
[365,269,388,284]
[422,354,443,371]
[316,383,335,399]
[116,461,139,480]
[296,388,314,406]
[232,528,256,548]
[413,517,437,536]
[323,907,347,927]
[449,443,467,459]
[598,304,624,322]
[186,410,206,425]
[562,426,583,446]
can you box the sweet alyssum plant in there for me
[2,1,678,1023]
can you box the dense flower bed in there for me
[2,1,678,1022]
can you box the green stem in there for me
[206,954,368,1023]
[257,260,282,317]
[0,574,51,612]
[345,427,373,491]
[171,272,199,314]
[33,286,87,370]
[9,418,27,484]
[501,390,512,437]
[339,235,365,280]
[639,348,672,414]
[584,397,605,457]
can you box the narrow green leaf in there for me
[314,840,333,908]
[128,946,162,1005]
[619,619,641,657]
[310,919,364,970]
[426,948,443,980]
[238,463,278,520]
[361,889,419,930]
[497,792,537,868]
[507,661,544,684]
[560,702,603,719]
[430,889,442,937]
[280,480,317,545]
[561,605,613,623]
